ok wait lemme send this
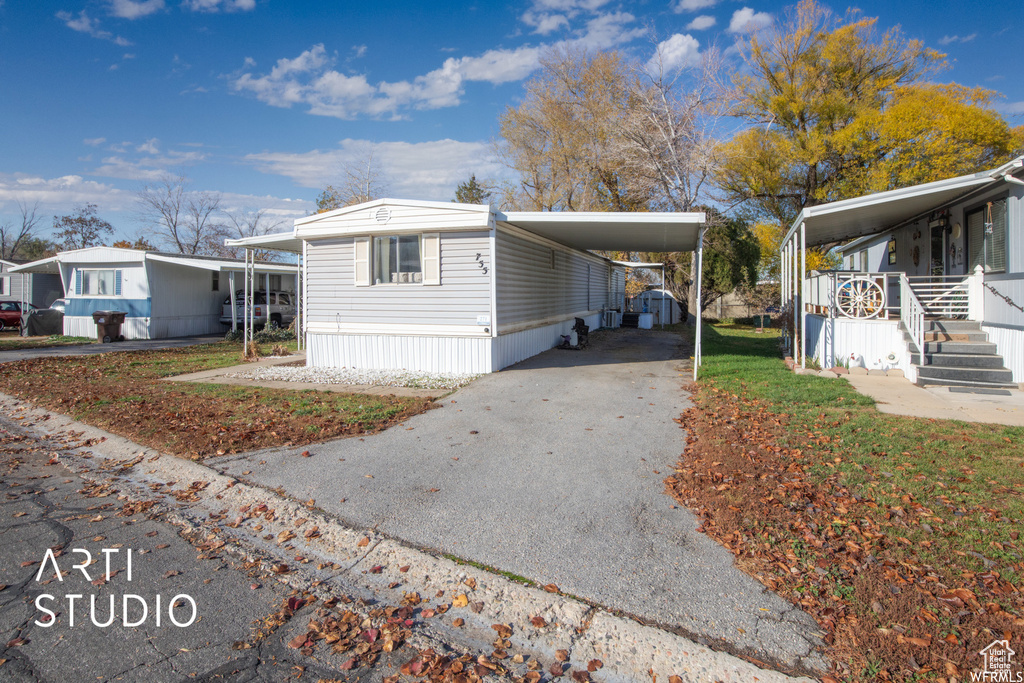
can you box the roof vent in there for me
[373,207,392,224]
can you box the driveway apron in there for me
[208,329,824,672]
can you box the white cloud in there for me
[938,33,977,45]
[91,146,207,181]
[83,137,107,147]
[521,10,570,35]
[231,44,542,119]
[571,11,646,49]
[996,101,1024,115]
[686,15,716,30]
[136,138,160,154]
[245,138,507,200]
[108,0,164,19]
[672,0,718,13]
[351,44,367,59]
[648,33,701,73]
[232,4,645,121]
[57,10,133,45]
[728,7,772,33]
[0,174,132,214]
[182,0,255,12]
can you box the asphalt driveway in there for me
[208,328,825,673]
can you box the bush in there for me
[224,321,296,343]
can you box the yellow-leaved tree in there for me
[718,0,1021,234]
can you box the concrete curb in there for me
[0,393,818,683]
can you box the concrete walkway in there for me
[0,334,224,363]
[845,374,1024,426]
[208,328,826,674]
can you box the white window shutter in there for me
[354,237,371,286]
[422,233,440,286]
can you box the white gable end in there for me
[294,198,492,239]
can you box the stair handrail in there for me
[900,274,927,365]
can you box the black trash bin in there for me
[92,310,126,343]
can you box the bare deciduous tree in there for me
[137,174,223,255]
[0,200,43,260]
[212,208,285,261]
[316,146,391,213]
[617,47,724,213]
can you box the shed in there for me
[10,247,297,340]
[227,199,706,376]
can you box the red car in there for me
[0,302,37,331]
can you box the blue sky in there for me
[1,0,1021,243]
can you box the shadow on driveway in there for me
[209,327,825,673]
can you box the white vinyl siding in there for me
[495,228,613,330]
[306,231,491,329]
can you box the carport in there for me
[227,201,706,377]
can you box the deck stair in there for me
[621,312,641,329]
[906,320,1016,389]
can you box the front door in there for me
[930,225,945,276]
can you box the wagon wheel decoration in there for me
[835,277,884,319]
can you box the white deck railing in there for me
[899,275,927,364]
[904,275,970,318]
[805,270,977,321]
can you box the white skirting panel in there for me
[492,312,603,372]
[64,316,151,340]
[983,325,1024,383]
[307,333,493,375]
[149,315,224,339]
[805,315,906,371]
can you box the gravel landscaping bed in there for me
[226,365,479,390]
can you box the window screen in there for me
[967,199,1007,273]
[373,235,422,283]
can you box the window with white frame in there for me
[373,235,422,284]
[81,269,117,296]
[967,198,1007,274]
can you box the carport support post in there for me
[693,227,705,381]
[295,255,302,351]
[660,264,665,329]
[229,270,237,333]
[800,222,807,369]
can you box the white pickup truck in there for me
[219,289,296,328]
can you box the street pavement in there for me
[0,335,224,364]
[208,328,826,674]
[0,415,429,682]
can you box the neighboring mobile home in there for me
[782,155,1024,388]
[10,247,297,339]
[0,259,63,309]
[227,199,706,375]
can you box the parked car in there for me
[0,302,38,331]
[49,298,69,314]
[219,290,296,328]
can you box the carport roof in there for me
[784,155,1024,248]
[497,211,705,252]
[226,208,707,254]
